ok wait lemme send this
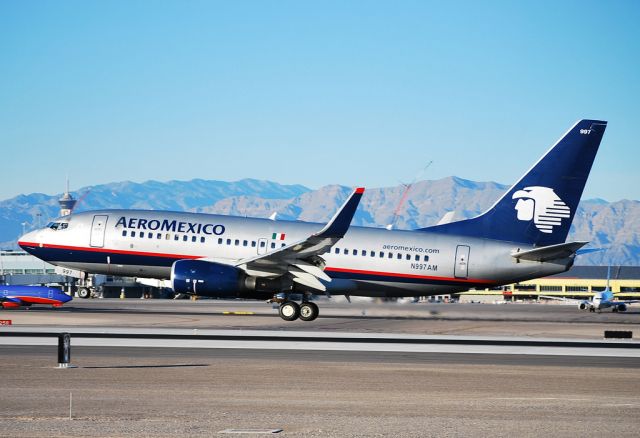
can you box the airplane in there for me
[541,266,639,312]
[0,285,73,309]
[18,119,607,322]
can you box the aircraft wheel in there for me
[299,302,319,322]
[279,301,300,321]
[77,288,91,299]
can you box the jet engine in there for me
[578,302,590,311]
[616,303,627,312]
[170,259,286,299]
[171,259,243,298]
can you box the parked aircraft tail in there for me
[422,119,607,246]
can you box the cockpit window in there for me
[47,222,68,231]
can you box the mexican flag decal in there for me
[272,233,286,240]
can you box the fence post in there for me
[58,333,72,368]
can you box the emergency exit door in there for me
[90,215,108,248]
[454,245,470,279]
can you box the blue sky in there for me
[1,1,638,201]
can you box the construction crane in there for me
[386,161,433,230]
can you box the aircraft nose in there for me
[18,230,41,251]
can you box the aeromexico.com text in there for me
[115,217,225,235]
[382,244,440,254]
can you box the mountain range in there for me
[1,177,638,266]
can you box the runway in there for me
[3,298,640,339]
[1,345,639,437]
[1,299,639,437]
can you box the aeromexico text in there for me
[115,217,225,235]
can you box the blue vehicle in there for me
[0,285,73,309]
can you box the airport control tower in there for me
[58,179,77,217]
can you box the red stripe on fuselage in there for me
[18,241,202,260]
[324,266,496,285]
[19,241,495,286]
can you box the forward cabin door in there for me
[454,245,470,279]
[90,215,109,248]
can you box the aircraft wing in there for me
[539,295,584,304]
[610,300,640,305]
[511,241,589,262]
[232,187,365,291]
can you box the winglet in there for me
[314,187,365,238]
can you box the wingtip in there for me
[355,187,365,194]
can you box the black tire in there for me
[77,288,91,299]
[279,301,300,321]
[299,302,319,322]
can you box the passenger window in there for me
[183,235,188,241]
[379,251,384,258]
[353,249,358,256]
[192,236,197,242]
[218,238,223,244]
[362,251,367,257]
[200,237,205,243]
[424,255,429,262]
[251,241,256,247]
[166,234,170,240]
[344,249,349,255]
[131,231,136,237]
[397,253,402,259]
[414,254,420,261]
[122,230,127,237]
[370,251,375,257]
[148,232,153,238]
[157,233,162,239]
[243,240,248,247]
[227,239,231,245]
[175,235,180,241]
[234,239,239,246]
[406,254,411,260]
[271,242,276,249]
[281,243,286,247]
[335,248,340,254]
[388,253,393,259]
[260,241,266,248]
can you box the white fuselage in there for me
[19,209,571,297]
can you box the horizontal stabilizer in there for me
[511,241,589,262]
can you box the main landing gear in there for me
[277,300,319,322]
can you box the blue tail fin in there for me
[422,119,607,246]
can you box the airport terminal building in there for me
[459,266,640,302]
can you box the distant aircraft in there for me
[0,285,72,309]
[541,266,639,312]
[19,120,607,321]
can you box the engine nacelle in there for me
[578,302,590,311]
[617,304,627,312]
[171,259,243,298]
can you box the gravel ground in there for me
[1,346,639,437]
